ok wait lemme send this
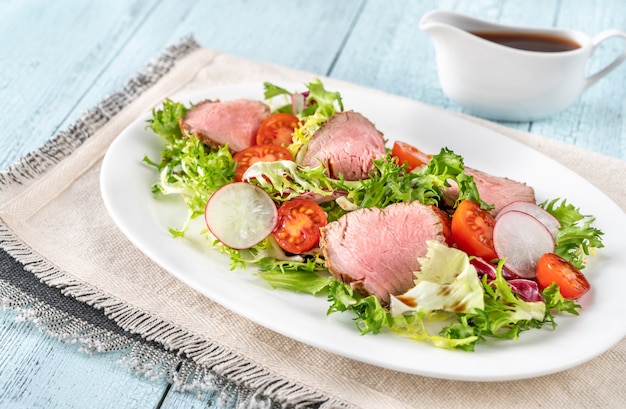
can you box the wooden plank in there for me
[0,310,170,408]
[329,1,439,100]
[0,1,175,408]
[52,0,366,136]
[0,0,160,169]
[160,390,227,409]
[164,0,365,72]
[529,0,626,159]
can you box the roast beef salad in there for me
[144,79,604,351]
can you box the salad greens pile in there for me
[144,79,604,351]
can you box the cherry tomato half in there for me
[391,141,432,171]
[451,199,498,260]
[536,253,590,299]
[272,199,328,254]
[256,113,300,147]
[233,144,292,182]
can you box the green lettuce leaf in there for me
[146,99,187,142]
[342,148,488,210]
[242,160,340,202]
[541,198,604,269]
[144,101,236,236]
[392,312,480,349]
[326,280,393,334]
[257,269,332,295]
[263,79,344,160]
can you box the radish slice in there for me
[204,182,278,249]
[493,210,555,278]
[496,201,561,237]
[291,92,306,115]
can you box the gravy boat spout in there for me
[419,10,626,121]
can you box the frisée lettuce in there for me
[143,79,601,352]
[263,79,343,161]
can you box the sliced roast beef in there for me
[179,99,270,153]
[444,167,535,215]
[302,111,386,180]
[320,201,445,305]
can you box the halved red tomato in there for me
[233,144,292,182]
[451,199,498,260]
[536,253,590,299]
[391,141,431,171]
[272,199,327,254]
[256,113,300,147]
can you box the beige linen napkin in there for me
[1,44,624,409]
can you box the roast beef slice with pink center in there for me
[444,167,536,214]
[302,111,386,180]
[320,201,445,305]
[179,99,270,153]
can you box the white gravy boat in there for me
[420,10,626,121]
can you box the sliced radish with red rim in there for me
[291,91,310,115]
[204,182,278,250]
[496,201,561,237]
[493,210,555,279]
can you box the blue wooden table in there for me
[1,1,624,407]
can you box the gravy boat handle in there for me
[585,29,626,89]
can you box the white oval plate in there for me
[100,82,626,381]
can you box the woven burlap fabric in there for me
[1,44,624,408]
